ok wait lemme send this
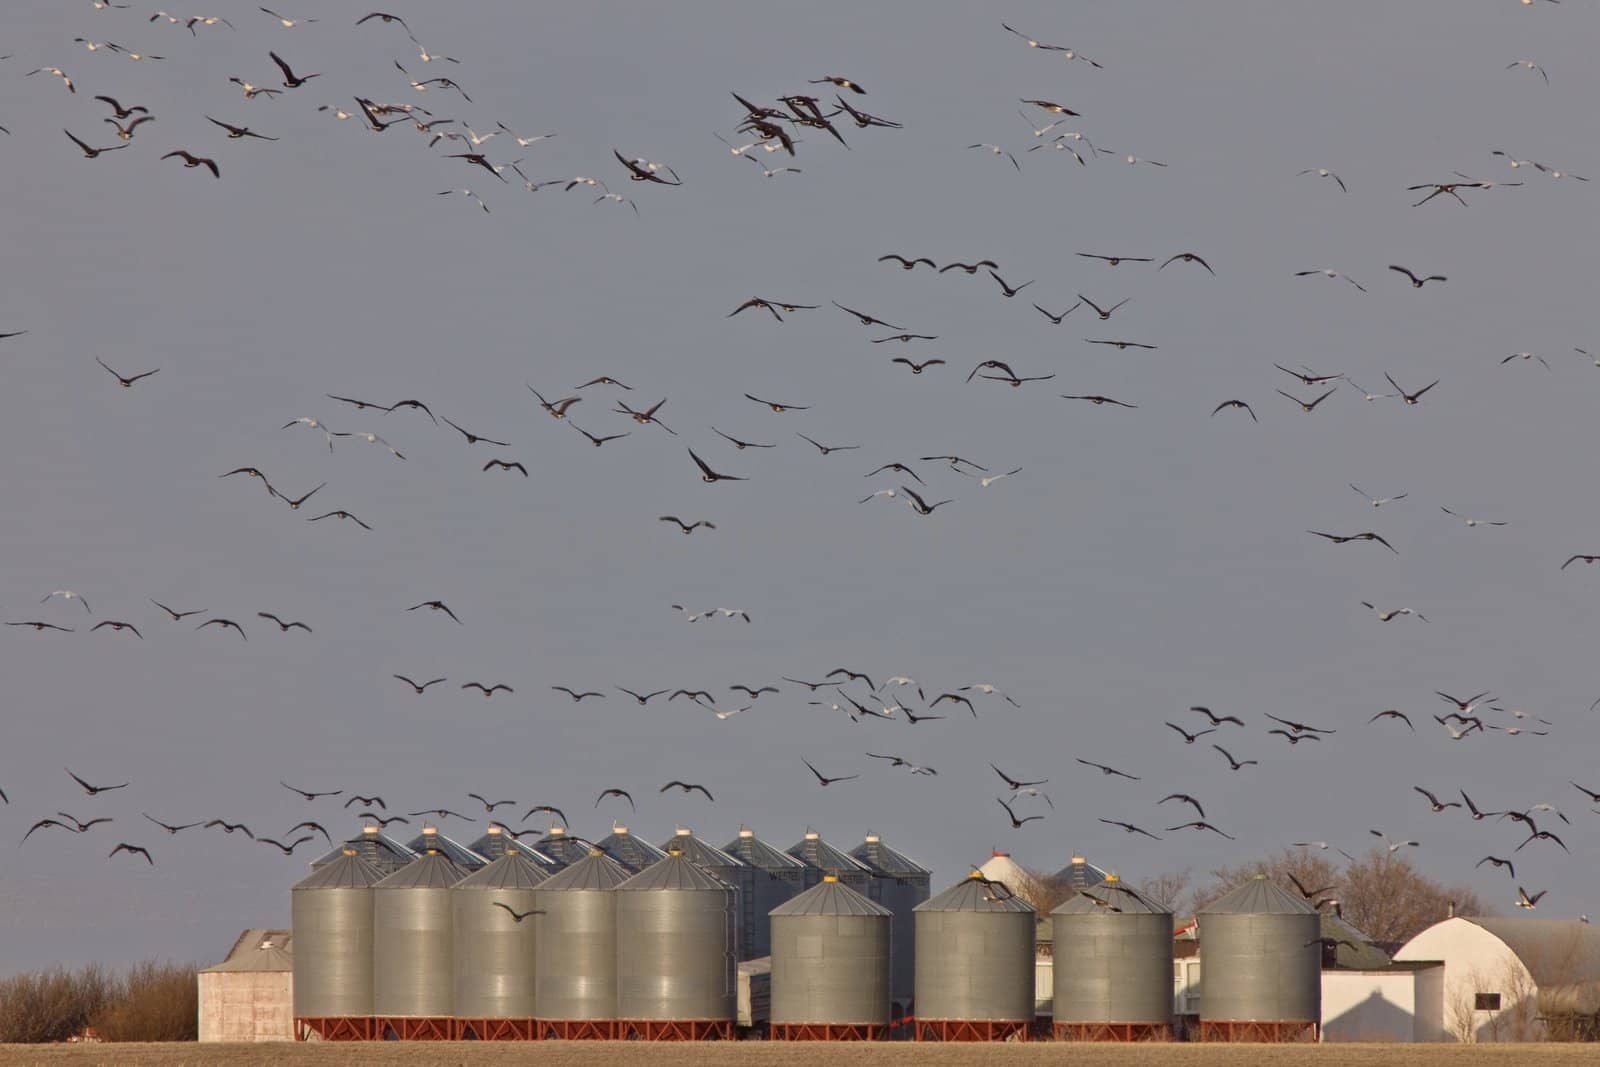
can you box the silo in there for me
[661,828,756,960]
[451,848,549,1037]
[291,850,382,1039]
[467,824,557,868]
[404,826,488,871]
[615,851,737,1039]
[533,826,593,869]
[849,832,931,1014]
[534,849,629,1038]
[1196,875,1322,1041]
[598,824,668,873]
[372,851,465,1038]
[722,827,808,958]
[913,872,1037,1041]
[308,824,416,875]
[769,875,892,1039]
[1051,874,1174,1040]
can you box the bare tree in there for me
[1137,866,1193,912]
[1018,867,1082,917]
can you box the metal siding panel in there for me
[914,909,1035,1022]
[372,885,455,1017]
[770,913,891,1025]
[534,887,617,1020]
[451,885,537,1018]
[615,885,736,1021]
[1054,911,1174,1024]
[1198,912,1321,1022]
[291,885,374,1017]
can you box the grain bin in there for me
[786,830,873,896]
[1053,853,1109,888]
[451,848,549,1034]
[1051,874,1174,1040]
[850,832,930,1013]
[723,827,808,958]
[598,824,668,873]
[913,872,1037,1041]
[467,824,557,868]
[615,851,738,1039]
[291,850,383,1036]
[534,849,629,1038]
[769,875,893,1039]
[1196,875,1322,1041]
[371,850,466,1035]
[533,826,592,869]
[404,826,488,871]
[308,824,416,875]
[662,828,757,960]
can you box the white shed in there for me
[197,928,294,1042]
[1394,916,1600,1042]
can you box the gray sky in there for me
[2,1,1596,970]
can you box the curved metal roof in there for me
[1463,917,1600,990]
[618,851,735,892]
[456,849,550,890]
[917,874,1036,914]
[374,851,467,889]
[771,878,890,917]
[294,850,385,889]
[723,828,808,871]
[1198,874,1318,915]
[659,829,745,869]
[539,849,631,891]
[1054,877,1169,915]
[849,832,930,876]
[598,826,669,872]
[786,831,870,874]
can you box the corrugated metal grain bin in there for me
[403,826,488,871]
[1197,875,1321,1027]
[1052,875,1174,1027]
[786,830,873,896]
[662,828,757,961]
[598,824,668,873]
[615,852,737,1023]
[291,851,383,1018]
[534,850,630,1021]
[308,825,416,875]
[850,832,930,1010]
[452,849,549,1019]
[914,873,1036,1023]
[723,827,808,959]
[372,851,466,1018]
[769,876,892,1028]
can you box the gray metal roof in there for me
[308,827,416,873]
[374,851,467,889]
[618,851,735,892]
[848,832,930,876]
[404,828,489,871]
[771,877,891,917]
[1320,911,1391,969]
[294,850,386,889]
[786,831,871,874]
[1199,874,1319,915]
[598,826,670,872]
[455,849,550,890]
[533,827,596,867]
[538,849,631,891]
[1052,854,1109,887]
[199,929,293,973]
[1053,876,1169,915]
[723,828,808,871]
[659,829,745,869]
[917,874,1036,914]
[465,826,555,865]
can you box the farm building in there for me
[1393,916,1600,1041]
[198,929,293,1042]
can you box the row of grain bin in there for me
[294,826,1317,1042]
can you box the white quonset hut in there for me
[198,929,293,1043]
[1394,916,1600,1042]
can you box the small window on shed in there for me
[1474,992,1502,1011]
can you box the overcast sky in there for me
[2,1,1596,970]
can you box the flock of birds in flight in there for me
[1,2,1596,936]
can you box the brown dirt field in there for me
[3,1043,1598,1067]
